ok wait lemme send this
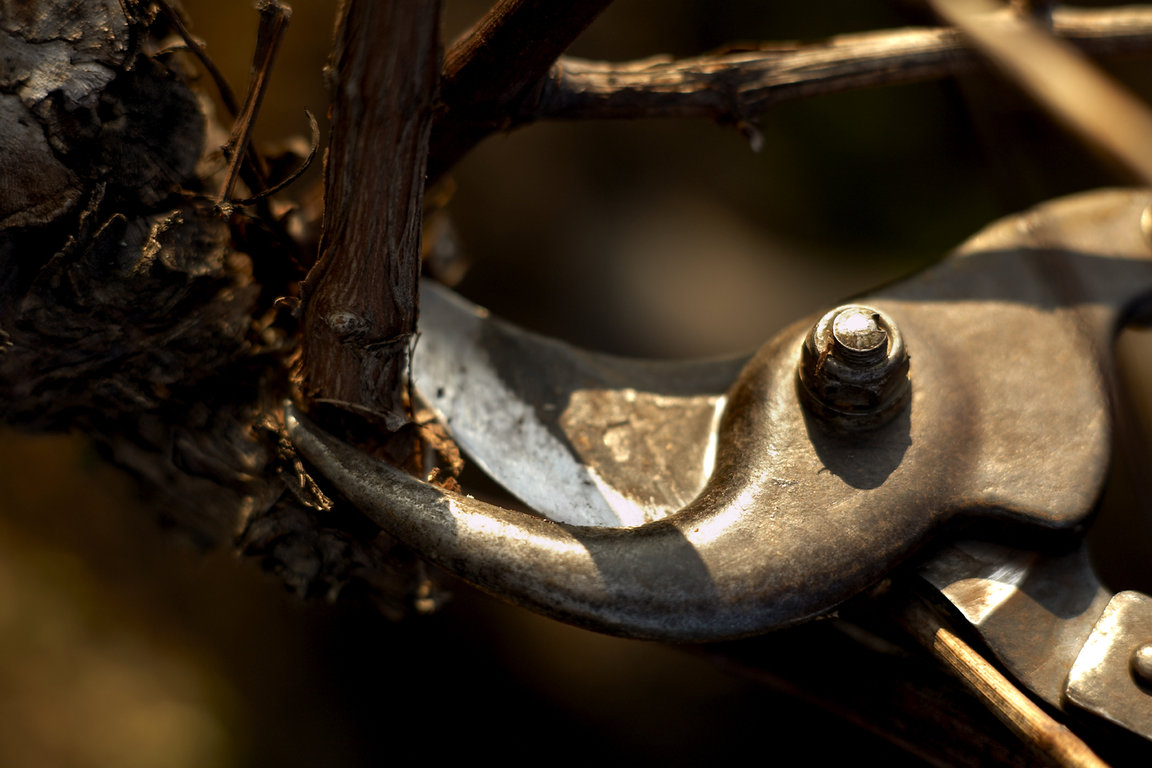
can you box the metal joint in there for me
[797,304,910,430]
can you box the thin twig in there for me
[231,109,319,207]
[425,4,1152,171]
[540,6,1152,121]
[218,0,292,205]
[428,0,614,182]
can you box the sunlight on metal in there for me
[701,397,726,498]
[585,467,651,527]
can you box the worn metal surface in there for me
[291,188,1152,642]
[413,283,746,526]
[1134,644,1152,686]
[920,541,1112,710]
[1066,591,1152,739]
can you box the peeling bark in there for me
[0,1,438,613]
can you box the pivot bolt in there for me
[796,304,910,430]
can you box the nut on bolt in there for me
[797,304,910,430]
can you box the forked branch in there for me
[429,4,1152,177]
[429,0,615,181]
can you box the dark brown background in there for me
[3,1,1152,765]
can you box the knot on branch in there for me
[324,309,372,342]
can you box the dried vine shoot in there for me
[4,0,1152,614]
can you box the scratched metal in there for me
[1066,591,1152,740]
[292,188,1152,641]
[413,281,745,527]
[920,541,1112,710]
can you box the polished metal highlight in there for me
[291,188,1152,738]
[1066,591,1152,740]
[1132,644,1152,687]
[411,282,746,527]
[797,303,910,430]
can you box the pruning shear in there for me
[287,187,1152,750]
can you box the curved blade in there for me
[290,188,1152,642]
[413,281,747,527]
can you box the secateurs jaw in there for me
[287,188,1152,737]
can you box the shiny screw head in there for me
[1131,643,1152,687]
[832,306,889,366]
[797,304,910,430]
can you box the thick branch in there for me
[476,6,1152,135]
[428,0,614,182]
[299,0,442,430]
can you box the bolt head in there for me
[796,304,910,430]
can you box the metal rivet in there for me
[1131,643,1152,687]
[796,304,910,430]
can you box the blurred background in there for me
[5,1,1152,765]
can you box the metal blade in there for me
[920,540,1112,711]
[294,189,1152,642]
[412,281,747,527]
[1066,590,1152,741]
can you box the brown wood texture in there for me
[298,0,442,430]
[426,6,1152,165]
[428,0,614,182]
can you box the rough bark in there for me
[0,0,439,614]
[7,1,1152,759]
[0,0,260,548]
